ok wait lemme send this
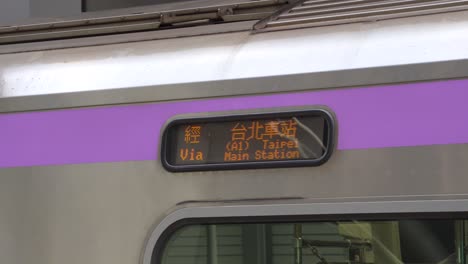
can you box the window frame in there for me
[142,199,468,264]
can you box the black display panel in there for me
[161,109,335,172]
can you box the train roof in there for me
[1,0,468,45]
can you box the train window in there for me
[83,0,195,12]
[0,0,201,24]
[157,219,468,264]
[0,0,81,25]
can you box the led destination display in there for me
[161,110,334,171]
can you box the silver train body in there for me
[2,2,468,264]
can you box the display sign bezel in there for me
[160,107,336,172]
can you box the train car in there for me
[2,0,468,263]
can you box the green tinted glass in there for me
[161,220,468,264]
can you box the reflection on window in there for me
[161,220,468,264]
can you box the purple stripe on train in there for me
[1,79,467,168]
